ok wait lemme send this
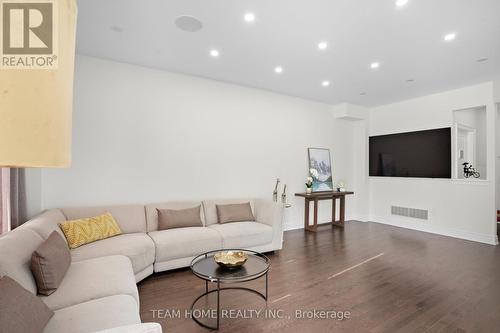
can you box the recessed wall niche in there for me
[452,106,487,180]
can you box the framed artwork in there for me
[308,148,333,192]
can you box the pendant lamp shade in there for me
[0,0,77,167]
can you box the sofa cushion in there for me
[60,205,147,233]
[41,255,138,311]
[59,213,122,249]
[43,295,140,333]
[149,227,222,262]
[31,231,71,295]
[94,323,162,333]
[70,233,155,275]
[216,202,255,224]
[145,201,205,231]
[0,276,54,333]
[157,206,203,230]
[202,199,255,225]
[0,228,44,294]
[209,222,273,249]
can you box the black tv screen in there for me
[369,128,451,178]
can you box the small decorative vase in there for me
[306,187,312,194]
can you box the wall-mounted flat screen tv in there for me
[369,128,451,178]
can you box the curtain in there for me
[0,168,27,234]
[0,168,10,234]
[10,168,27,229]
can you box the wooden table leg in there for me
[332,196,345,228]
[331,197,337,227]
[313,198,318,231]
[304,199,310,231]
[339,196,345,227]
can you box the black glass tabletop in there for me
[190,249,269,283]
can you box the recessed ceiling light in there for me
[395,0,408,7]
[444,33,456,41]
[370,62,380,69]
[360,92,366,96]
[406,79,415,83]
[476,58,488,62]
[322,81,330,87]
[318,41,328,50]
[244,12,256,22]
[210,49,220,57]
[274,66,283,73]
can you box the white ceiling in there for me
[76,0,500,106]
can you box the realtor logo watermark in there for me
[1,0,57,69]
[150,308,352,321]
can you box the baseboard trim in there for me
[284,221,340,232]
[283,223,303,231]
[348,215,371,222]
[370,216,498,245]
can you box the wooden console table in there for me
[295,191,354,232]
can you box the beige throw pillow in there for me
[0,276,54,333]
[157,206,203,230]
[216,202,255,224]
[31,231,71,295]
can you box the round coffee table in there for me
[190,249,270,330]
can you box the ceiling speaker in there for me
[175,15,203,32]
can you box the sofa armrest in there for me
[93,323,162,333]
[16,208,67,240]
[254,199,284,250]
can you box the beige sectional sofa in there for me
[146,199,283,272]
[0,198,283,333]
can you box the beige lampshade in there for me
[0,0,77,167]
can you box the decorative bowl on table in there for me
[214,251,248,269]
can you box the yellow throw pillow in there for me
[59,213,122,249]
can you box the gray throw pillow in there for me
[216,202,255,224]
[0,275,54,333]
[157,205,203,230]
[31,231,71,296]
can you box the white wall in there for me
[24,168,41,219]
[345,117,370,222]
[39,55,356,230]
[368,83,497,244]
[27,56,499,243]
[332,103,370,221]
[495,80,500,212]
[494,80,500,103]
[497,104,500,211]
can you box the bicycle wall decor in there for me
[462,162,480,178]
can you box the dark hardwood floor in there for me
[138,222,500,332]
